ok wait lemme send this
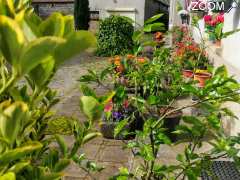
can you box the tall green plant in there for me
[0,0,102,179]
[74,0,90,30]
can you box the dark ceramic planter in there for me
[158,107,183,142]
[100,122,134,140]
[100,111,143,140]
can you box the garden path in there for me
[50,52,132,179]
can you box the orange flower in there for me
[127,54,135,60]
[114,56,121,62]
[155,32,163,39]
[116,65,124,73]
[137,57,146,64]
[114,60,121,66]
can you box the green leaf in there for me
[39,12,65,37]
[18,37,64,76]
[80,96,103,121]
[181,84,199,95]
[63,15,75,37]
[223,28,240,39]
[145,14,164,24]
[0,15,24,65]
[55,135,68,158]
[7,161,30,174]
[0,142,42,165]
[214,66,227,77]
[28,56,55,89]
[114,119,129,138]
[80,84,97,98]
[182,116,202,126]
[23,12,42,39]
[132,30,143,42]
[53,159,70,172]
[0,172,15,180]
[82,132,102,144]
[144,23,165,32]
[0,101,28,144]
[40,173,63,180]
[54,31,96,67]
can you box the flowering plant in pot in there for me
[204,13,224,45]
[101,85,138,140]
[173,38,209,79]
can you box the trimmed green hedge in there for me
[96,15,134,56]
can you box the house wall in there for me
[189,2,240,136]
[145,0,169,29]
[89,0,146,26]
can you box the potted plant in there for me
[101,86,143,140]
[203,13,224,46]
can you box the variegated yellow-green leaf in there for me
[39,12,65,37]
[54,31,96,67]
[7,161,30,173]
[0,172,15,180]
[0,15,24,65]
[0,101,28,144]
[28,56,55,89]
[63,15,74,37]
[80,96,103,121]
[0,141,42,165]
[53,159,70,172]
[23,11,42,39]
[0,0,15,17]
[18,37,64,76]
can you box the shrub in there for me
[96,15,134,56]
[74,0,90,30]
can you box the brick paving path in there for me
[50,52,133,179]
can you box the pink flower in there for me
[204,15,212,22]
[209,20,217,27]
[216,14,224,23]
[104,99,113,112]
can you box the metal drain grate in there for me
[201,161,240,180]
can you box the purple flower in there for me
[112,112,123,120]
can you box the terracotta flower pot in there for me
[182,70,194,78]
[215,40,221,47]
[194,72,212,88]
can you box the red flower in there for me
[204,15,212,22]
[216,14,224,23]
[123,100,129,109]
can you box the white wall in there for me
[89,0,146,26]
[221,7,240,69]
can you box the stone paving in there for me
[50,52,211,180]
[50,52,133,180]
